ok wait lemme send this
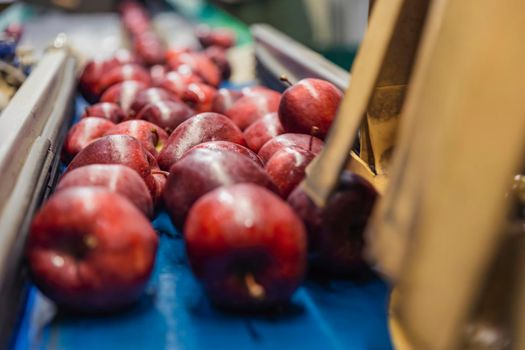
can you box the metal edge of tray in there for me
[0,47,76,349]
[251,23,350,92]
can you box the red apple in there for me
[279,78,343,139]
[99,64,151,91]
[258,133,324,164]
[133,30,165,66]
[100,80,148,114]
[168,52,221,87]
[114,48,139,65]
[56,164,153,217]
[181,82,217,113]
[27,187,158,312]
[157,112,245,170]
[158,70,202,98]
[120,2,150,36]
[212,88,243,114]
[265,146,315,198]
[185,183,306,310]
[103,120,168,157]
[150,64,168,86]
[98,64,151,94]
[190,141,263,167]
[80,102,126,123]
[165,47,191,63]
[204,46,231,80]
[128,87,178,117]
[66,135,165,204]
[225,90,281,130]
[163,147,274,227]
[125,18,150,37]
[120,1,150,34]
[195,26,236,49]
[136,100,195,134]
[243,112,285,152]
[4,23,23,42]
[287,171,378,276]
[62,117,116,162]
[78,57,120,103]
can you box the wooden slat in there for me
[0,49,67,212]
[365,0,449,282]
[366,0,525,348]
[302,0,407,206]
[360,0,430,174]
[0,47,75,349]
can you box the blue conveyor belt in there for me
[11,95,393,350]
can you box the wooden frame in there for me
[0,45,76,347]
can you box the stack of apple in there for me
[26,1,378,314]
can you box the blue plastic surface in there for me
[11,96,393,350]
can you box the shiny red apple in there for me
[136,100,195,134]
[243,112,285,152]
[258,133,324,164]
[80,102,126,123]
[195,26,236,49]
[98,64,151,95]
[185,183,306,310]
[225,90,281,130]
[157,112,245,170]
[212,88,243,114]
[158,70,202,98]
[133,30,165,66]
[103,120,168,157]
[165,47,191,63]
[66,135,166,204]
[78,57,120,103]
[120,1,150,35]
[56,164,153,217]
[163,147,274,227]
[150,64,168,86]
[181,82,217,113]
[190,140,263,167]
[100,80,148,114]
[167,52,221,87]
[27,187,158,312]
[114,48,139,65]
[128,87,178,117]
[279,78,343,139]
[265,146,315,198]
[62,117,116,162]
[204,46,231,80]
[287,171,378,276]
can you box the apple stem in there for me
[279,74,293,87]
[245,274,265,300]
[309,126,320,151]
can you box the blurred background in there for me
[3,0,369,70]
[208,0,369,70]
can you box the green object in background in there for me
[165,0,252,46]
[0,3,35,30]
[204,0,357,71]
[211,0,312,47]
[319,45,359,71]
